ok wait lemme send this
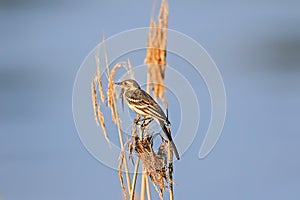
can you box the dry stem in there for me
[145,174,152,200]
[130,157,140,200]
[107,62,132,195]
[92,1,176,200]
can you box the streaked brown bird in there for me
[115,79,180,160]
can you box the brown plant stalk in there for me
[92,0,176,199]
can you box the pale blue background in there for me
[1,0,300,199]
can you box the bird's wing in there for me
[126,89,167,122]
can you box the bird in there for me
[115,79,180,160]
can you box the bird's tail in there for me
[159,121,180,160]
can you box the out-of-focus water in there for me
[0,0,299,199]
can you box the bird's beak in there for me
[114,82,122,85]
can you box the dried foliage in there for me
[92,50,133,197]
[95,54,105,103]
[119,151,128,200]
[91,1,176,200]
[92,66,109,144]
[107,62,127,123]
[145,0,168,104]
[129,134,172,192]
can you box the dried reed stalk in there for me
[144,1,175,200]
[168,141,174,200]
[128,134,172,200]
[145,174,152,200]
[127,58,135,79]
[95,54,105,103]
[92,1,176,199]
[119,151,128,200]
[140,173,146,200]
[107,61,133,196]
[92,57,109,144]
[145,0,168,103]
[107,62,127,122]
[92,49,133,197]
[143,1,171,198]
[130,157,140,200]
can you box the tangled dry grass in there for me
[91,0,176,199]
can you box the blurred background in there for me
[0,0,299,199]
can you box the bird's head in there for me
[115,79,140,90]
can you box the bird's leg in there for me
[140,118,153,138]
[134,115,141,125]
[133,116,141,137]
[135,116,152,126]
[141,118,153,127]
